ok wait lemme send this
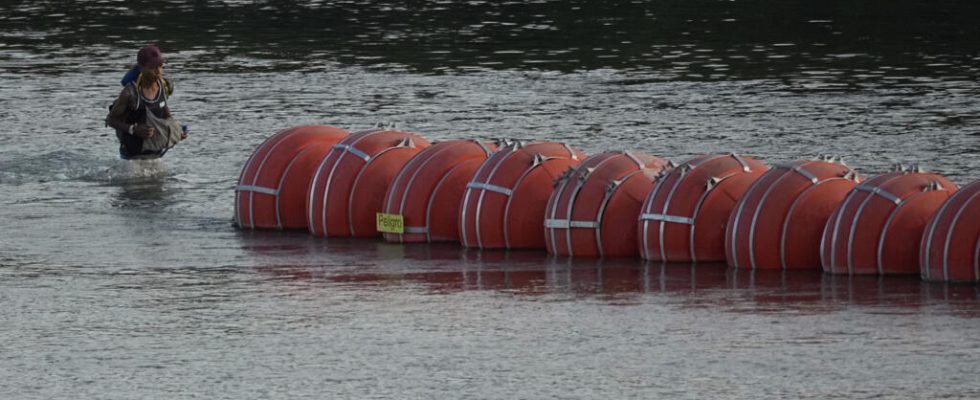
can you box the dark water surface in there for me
[2,1,979,399]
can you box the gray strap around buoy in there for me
[466,182,513,196]
[854,185,901,204]
[775,163,818,183]
[236,184,279,195]
[332,143,371,161]
[544,219,599,229]
[623,150,644,167]
[730,153,752,172]
[404,226,428,234]
[562,143,578,160]
[639,213,694,225]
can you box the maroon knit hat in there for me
[137,45,165,69]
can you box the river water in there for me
[1,1,979,399]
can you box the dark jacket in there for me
[106,77,174,159]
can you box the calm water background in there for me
[1,1,979,398]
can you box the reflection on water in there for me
[241,236,980,316]
[106,160,174,208]
[112,177,167,207]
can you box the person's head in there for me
[137,45,165,80]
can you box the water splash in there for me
[0,150,174,185]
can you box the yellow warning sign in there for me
[376,213,404,234]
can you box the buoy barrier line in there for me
[727,160,841,268]
[238,125,351,231]
[235,126,302,229]
[315,140,353,236]
[563,154,620,257]
[355,135,430,237]
[502,153,557,249]
[235,126,299,228]
[592,169,647,258]
[726,165,776,269]
[461,141,584,249]
[271,145,316,230]
[726,158,832,269]
[943,190,980,281]
[822,172,958,275]
[780,181,823,269]
[876,190,921,275]
[544,150,658,257]
[347,145,411,236]
[423,159,476,242]
[425,152,493,242]
[241,130,293,229]
[974,238,980,280]
[458,145,501,247]
[745,163,840,269]
[686,173,741,263]
[920,183,980,281]
[383,139,458,243]
[328,129,383,236]
[554,165,648,258]
[306,148,334,233]
[920,188,959,281]
[542,167,567,255]
[641,153,766,262]
[845,177,898,275]
[640,166,676,260]
[545,152,616,257]
[975,239,980,282]
[822,173,895,274]
[655,162,690,261]
[462,142,517,248]
[779,177,856,270]
[644,154,724,262]
[308,129,384,237]
[385,140,457,222]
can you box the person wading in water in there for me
[106,45,188,159]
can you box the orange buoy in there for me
[725,158,860,270]
[821,169,958,275]
[307,129,430,237]
[639,153,767,262]
[235,125,349,230]
[544,150,671,258]
[382,139,498,243]
[920,180,980,282]
[459,141,586,249]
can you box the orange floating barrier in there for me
[920,180,980,282]
[639,153,767,262]
[725,158,860,270]
[307,129,430,237]
[382,139,498,243]
[544,150,671,258]
[821,169,958,275]
[235,125,349,230]
[459,141,586,249]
